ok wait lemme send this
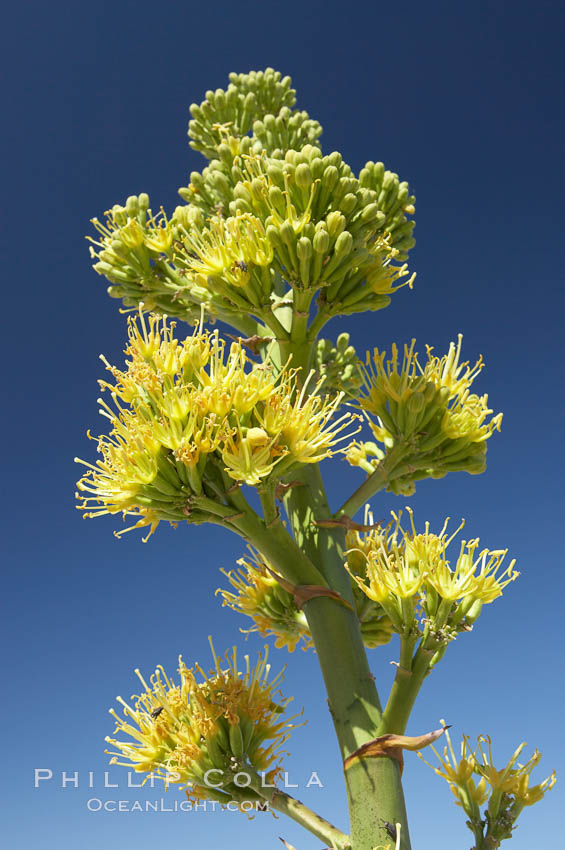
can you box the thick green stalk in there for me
[283,465,412,850]
[271,290,315,384]
[249,776,350,848]
[229,502,328,588]
[306,305,331,341]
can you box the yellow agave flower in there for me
[76,311,358,537]
[356,336,502,460]
[347,512,425,606]
[364,235,415,297]
[238,151,316,235]
[257,373,359,466]
[344,440,384,474]
[421,727,556,827]
[400,506,519,608]
[178,211,274,287]
[106,641,301,803]
[221,428,281,485]
[475,735,556,802]
[419,728,488,816]
[217,549,312,653]
[89,198,176,288]
[347,507,517,632]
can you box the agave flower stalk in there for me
[76,67,555,850]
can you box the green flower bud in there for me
[279,220,296,246]
[407,391,426,414]
[233,183,253,204]
[266,164,285,188]
[313,228,330,254]
[268,184,286,214]
[339,193,358,215]
[266,224,282,247]
[216,142,232,164]
[125,196,139,216]
[322,164,339,189]
[326,211,346,238]
[360,202,380,223]
[229,198,250,215]
[228,722,245,757]
[297,237,312,262]
[244,91,257,111]
[295,162,313,190]
[334,230,353,259]
[326,151,342,168]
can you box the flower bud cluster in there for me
[179,133,255,219]
[348,508,518,656]
[88,194,218,321]
[75,312,356,539]
[90,70,416,328]
[106,643,300,804]
[421,728,556,845]
[180,110,321,221]
[188,68,315,160]
[218,545,394,653]
[350,336,503,493]
[203,145,414,311]
[252,106,322,158]
[358,161,416,260]
[313,333,363,399]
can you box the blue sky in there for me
[3,1,564,847]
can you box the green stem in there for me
[262,307,291,340]
[258,482,279,527]
[271,289,315,384]
[228,499,328,589]
[251,779,350,848]
[336,445,408,518]
[283,465,412,850]
[307,305,331,341]
[379,641,434,736]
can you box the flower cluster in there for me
[217,549,313,653]
[106,642,300,804]
[174,211,275,312]
[87,194,220,322]
[215,145,414,310]
[347,508,518,664]
[187,68,321,161]
[420,727,556,845]
[350,336,503,493]
[75,312,354,538]
[218,543,394,652]
[90,69,416,331]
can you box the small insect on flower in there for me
[150,707,164,719]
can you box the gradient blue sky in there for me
[3,1,564,847]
